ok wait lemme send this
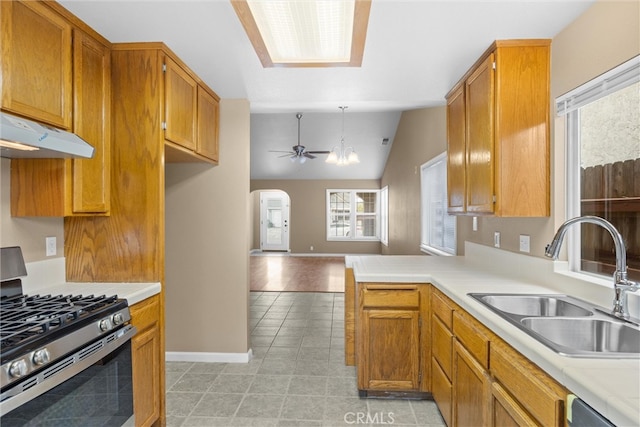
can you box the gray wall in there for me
[250,179,382,254]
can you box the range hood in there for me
[0,112,95,159]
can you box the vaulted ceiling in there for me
[60,0,595,180]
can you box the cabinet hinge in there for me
[162,122,167,130]
[418,371,422,383]
[493,195,497,203]
[419,316,422,327]
[162,63,167,72]
[492,61,496,70]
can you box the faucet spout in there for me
[545,216,639,318]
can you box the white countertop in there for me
[26,281,161,306]
[348,243,640,427]
[20,257,161,305]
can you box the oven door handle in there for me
[0,324,137,415]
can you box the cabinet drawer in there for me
[130,295,160,330]
[431,357,452,427]
[432,315,453,379]
[431,289,454,329]
[490,341,566,427]
[453,311,489,369]
[362,286,419,309]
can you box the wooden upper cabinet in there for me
[164,57,198,151]
[1,0,73,129]
[465,54,495,214]
[71,29,111,214]
[8,5,111,217]
[445,40,551,217]
[446,84,466,214]
[197,86,220,163]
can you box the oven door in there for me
[1,325,136,427]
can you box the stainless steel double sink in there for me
[468,293,640,358]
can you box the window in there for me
[557,56,639,281]
[420,152,456,255]
[327,190,379,241]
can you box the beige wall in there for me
[165,99,251,353]
[380,107,449,255]
[0,158,65,262]
[250,180,382,254]
[380,0,640,258]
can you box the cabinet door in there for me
[360,308,420,391]
[490,382,538,427]
[71,29,111,214]
[432,356,453,427]
[196,86,219,162]
[130,296,161,427]
[465,53,495,214]
[164,57,197,150]
[453,340,490,427]
[1,1,72,129]
[446,84,466,213]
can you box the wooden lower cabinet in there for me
[130,295,162,427]
[428,287,567,427]
[452,340,490,426]
[490,340,567,427]
[352,285,568,426]
[356,284,429,394]
[490,382,538,426]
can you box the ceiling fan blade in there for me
[304,153,316,159]
[278,153,294,158]
[307,150,331,154]
[269,150,294,153]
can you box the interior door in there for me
[260,191,290,252]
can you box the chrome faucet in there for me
[545,215,639,319]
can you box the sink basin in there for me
[521,318,640,355]
[475,294,593,317]
[468,293,640,358]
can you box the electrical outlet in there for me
[310,246,314,251]
[519,235,531,253]
[494,232,501,248]
[472,217,478,232]
[46,236,57,257]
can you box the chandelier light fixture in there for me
[326,106,359,166]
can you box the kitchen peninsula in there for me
[346,242,640,426]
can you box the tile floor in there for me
[166,292,446,426]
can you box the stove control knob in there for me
[32,349,50,366]
[99,319,112,332]
[8,359,27,378]
[112,313,125,325]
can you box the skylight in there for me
[232,0,370,68]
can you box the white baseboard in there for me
[166,348,253,363]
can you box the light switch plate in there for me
[519,235,531,253]
[494,232,501,248]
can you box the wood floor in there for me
[250,254,345,293]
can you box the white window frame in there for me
[326,189,380,241]
[380,186,389,246]
[420,152,456,256]
[557,55,639,275]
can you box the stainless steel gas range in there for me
[0,247,137,426]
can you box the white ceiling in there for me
[59,0,595,180]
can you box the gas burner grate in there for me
[0,294,121,354]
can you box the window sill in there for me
[551,260,614,289]
[420,245,455,257]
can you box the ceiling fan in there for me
[270,113,330,163]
